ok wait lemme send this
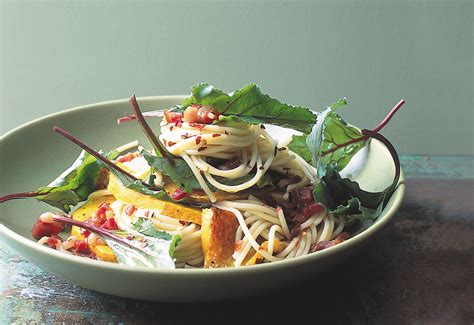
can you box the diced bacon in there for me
[124,204,136,216]
[116,152,138,163]
[101,218,119,230]
[164,110,183,124]
[171,188,188,201]
[31,219,64,240]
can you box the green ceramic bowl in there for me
[0,96,405,302]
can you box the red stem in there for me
[372,99,405,133]
[52,126,152,188]
[321,99,405,157]
[51,213,136,249]
[0,191,46,203]
[129,95,172,163]
[117,111,163,125]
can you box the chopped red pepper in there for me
[124,204,136,216]
[74,240,89,254]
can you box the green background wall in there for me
[1,0,472,155]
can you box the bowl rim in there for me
[0,95,406,276]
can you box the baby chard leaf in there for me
[182,83,317,133]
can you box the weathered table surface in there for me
[1,156,473,324]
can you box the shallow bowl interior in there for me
[0,96,405,301]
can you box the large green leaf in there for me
[29,150,118,212]
[182,83,317,133]
[141,151,201,193]
[306,98,367,175]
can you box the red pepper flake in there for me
[169,125,174,131]
[195,136,202,145]
[189,123,205,130]
[197,146,207,152]
[212,133,221,137]
[168,141,176,147]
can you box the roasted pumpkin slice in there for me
[201,208,239,268]
[71,195,115,239]
[107,173,202,225]
[70,195,117,262]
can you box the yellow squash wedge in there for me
[71,195,117,262]
[107,173,202,225]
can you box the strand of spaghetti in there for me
[331,217,345,240]
[215,205,281,263]
[276,207,291,239]
[180,152,217,202]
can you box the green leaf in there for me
[32,150,118,212]
[141,151,201,193]
[125,181,169,200]
[306,98,367,175]
[132,217,172,240]
[287,134,312,163]
[182,83,317,133]
[312,164,397,220]
[103,233,177,268]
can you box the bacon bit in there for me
[164,110,183,124]
[168,141,176,147]
[47,236,61,248]
[31,219,65,240]
[212,133,221,137]
[301,203,325,217]
[81,228,91,238]
[310,232,350,253]
[116,152,138,163]
[74,240,89,254]
[101,218,119,230]
[234,240,243,252]
[197,146,207,152]
[124,204,136,216]
[195,136,202,145]
[290,224,301,239]
[96,202,110,223]
[171,188,188,201]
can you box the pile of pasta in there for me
[69,116,350,268]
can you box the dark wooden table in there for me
[1,156,473,324]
